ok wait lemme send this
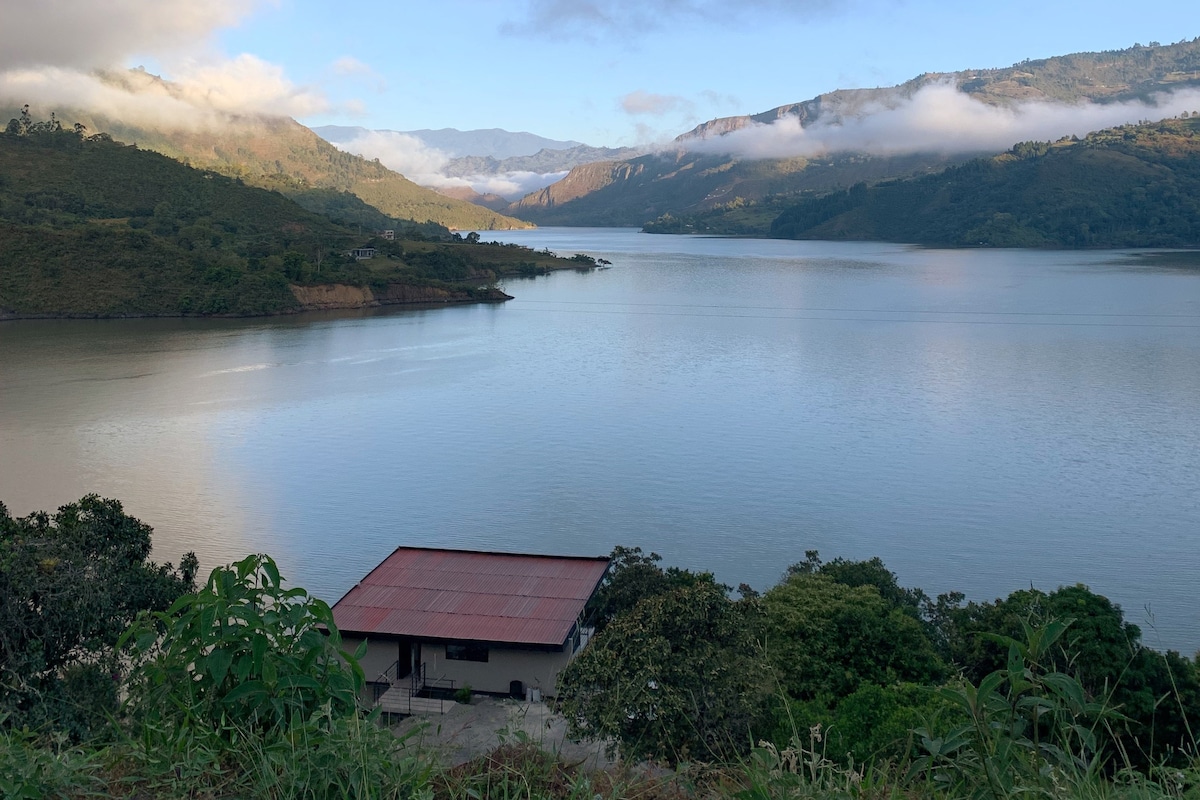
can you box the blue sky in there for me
[0,0,1194,152]
[207,0,1197,146]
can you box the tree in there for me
[938,584,1200,767]
[784,550,926,617]
[0,495,197,738]
[584,545,724,633]
[761,572,946,704]
[558,582,770,765]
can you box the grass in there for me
[2,705,1197,800]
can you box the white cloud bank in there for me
[328,130,566,199]
[0,0,260,72]
[0,0,334,129]
[686,82,1200,160]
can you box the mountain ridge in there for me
[311,125,586,160]
[767,117,1200,247]
[3,71,530,231]
[509,39,1200,228]
[679,39,1200,143]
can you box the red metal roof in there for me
[331,547,611,647]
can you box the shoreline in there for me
[0,282,515,322]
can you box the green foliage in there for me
[121,553,365,738]
[939,584,1200,768]
[912,620,1114,800]
[584,545,726,633]
[0,723,102,799]
[107,553,431,798]
[784,550,927,618]
[3,96,529,232]
[0,495,196,739]
[514,148,957,229]
[761,572,947,705]
[0,117,586,318]
[770,118,1200,247]
[558,581,770,766]
[286,188,454,240]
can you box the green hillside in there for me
[0,122,571,318]
[3,78,531,232]
[509,150,967,227]
[512,39,1200,228]
[768,117,1200,247]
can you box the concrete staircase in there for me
[375,684,457,716]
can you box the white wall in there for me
[423,643,574,697]
[347,636,575,697]
[341,635,406,683]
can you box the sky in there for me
[1,0,1195,147]
[1,0,1197,198]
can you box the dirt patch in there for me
[393,696,612,769]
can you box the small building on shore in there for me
[332,547,610,702]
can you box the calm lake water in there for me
[2,229,1198,651]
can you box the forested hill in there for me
[769,117,1200,247]
[508,149,969,227]
[2,83,531,232]
[0,124,571,318]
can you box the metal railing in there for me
[372,659,403,705]
[372,660,457,715]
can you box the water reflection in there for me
[1,232,1198,651]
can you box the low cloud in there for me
[0,62,330,130]
[326,130,564,199]
[621,90,691,116]
[1,68,215,130]
[504,0,843,38]
[686,82,1200,159]
[0,0,261,72]
[465,170,569,198]
[331,130,453,184]
[172,55,328,117]
[0,0,331,131]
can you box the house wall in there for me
[345,636,576,697]
[341,635,406,682]
[423,642,575,697]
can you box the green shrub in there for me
[121,553,366,738]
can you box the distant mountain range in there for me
[440,144,645,181]
[507,150,969,227]
[312,126,584,160]
[312,125,645,201]
[506,39,1200,229]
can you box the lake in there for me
[2,228,1198,651]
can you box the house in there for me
[379,229,395,240]
[332,547,610,707]
[350,246,376,260]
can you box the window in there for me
[446,643,488,662]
